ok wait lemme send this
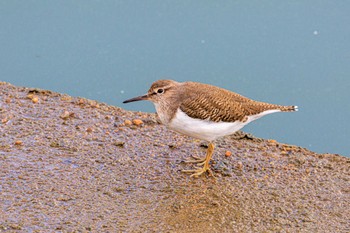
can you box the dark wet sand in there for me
[1,82,349,232]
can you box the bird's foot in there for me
[183,155,206,165]
[181,164,213,178]
[181,142,215,178]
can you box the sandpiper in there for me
[123,80,298,177]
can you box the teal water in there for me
[1,1,349,157]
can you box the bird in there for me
[123,79,298,177]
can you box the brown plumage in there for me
[130,80,298,125]
[178,81,297,123]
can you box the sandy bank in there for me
[0,82,349,232]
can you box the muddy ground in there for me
[0,82,349,232]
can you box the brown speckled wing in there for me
[179,82,295,123]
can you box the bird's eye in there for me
[157,88,164,94]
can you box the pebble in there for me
[27,93,39,103]
[60,111,71,120]
[132,119,143,126]
[114,141,125,147]
[14,140,23,146]
[267,139,277,146]
[124,120,132,126]
[32,97,39,103]
[236,161,243,170]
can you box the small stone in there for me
[27,93,39,103]
[132,119,143,126]
[114,141,125,147]
[60,95,72,101]
[78,98,85,105]
[280,151,289,156]
[50,142,60,147]
[236,161,243,170]
[32,96,39,103]
[124,120,132,126]
[225,151,232,157]
[86,127,93,133]
[9,223,22,230]
[1,117,9,124]
[60,111,70,120]
[267,139,277,146]
[14,140,23,146]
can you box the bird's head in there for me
[123,79,180,105]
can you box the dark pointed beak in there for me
[123,94,149,103]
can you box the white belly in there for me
[168,108,280,142]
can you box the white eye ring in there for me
[157,88,164,94]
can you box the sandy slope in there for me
[0,82,349,232]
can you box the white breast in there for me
[168,108,281,142]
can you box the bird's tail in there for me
[279,105,298,112]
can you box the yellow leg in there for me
[182,143,215,177]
